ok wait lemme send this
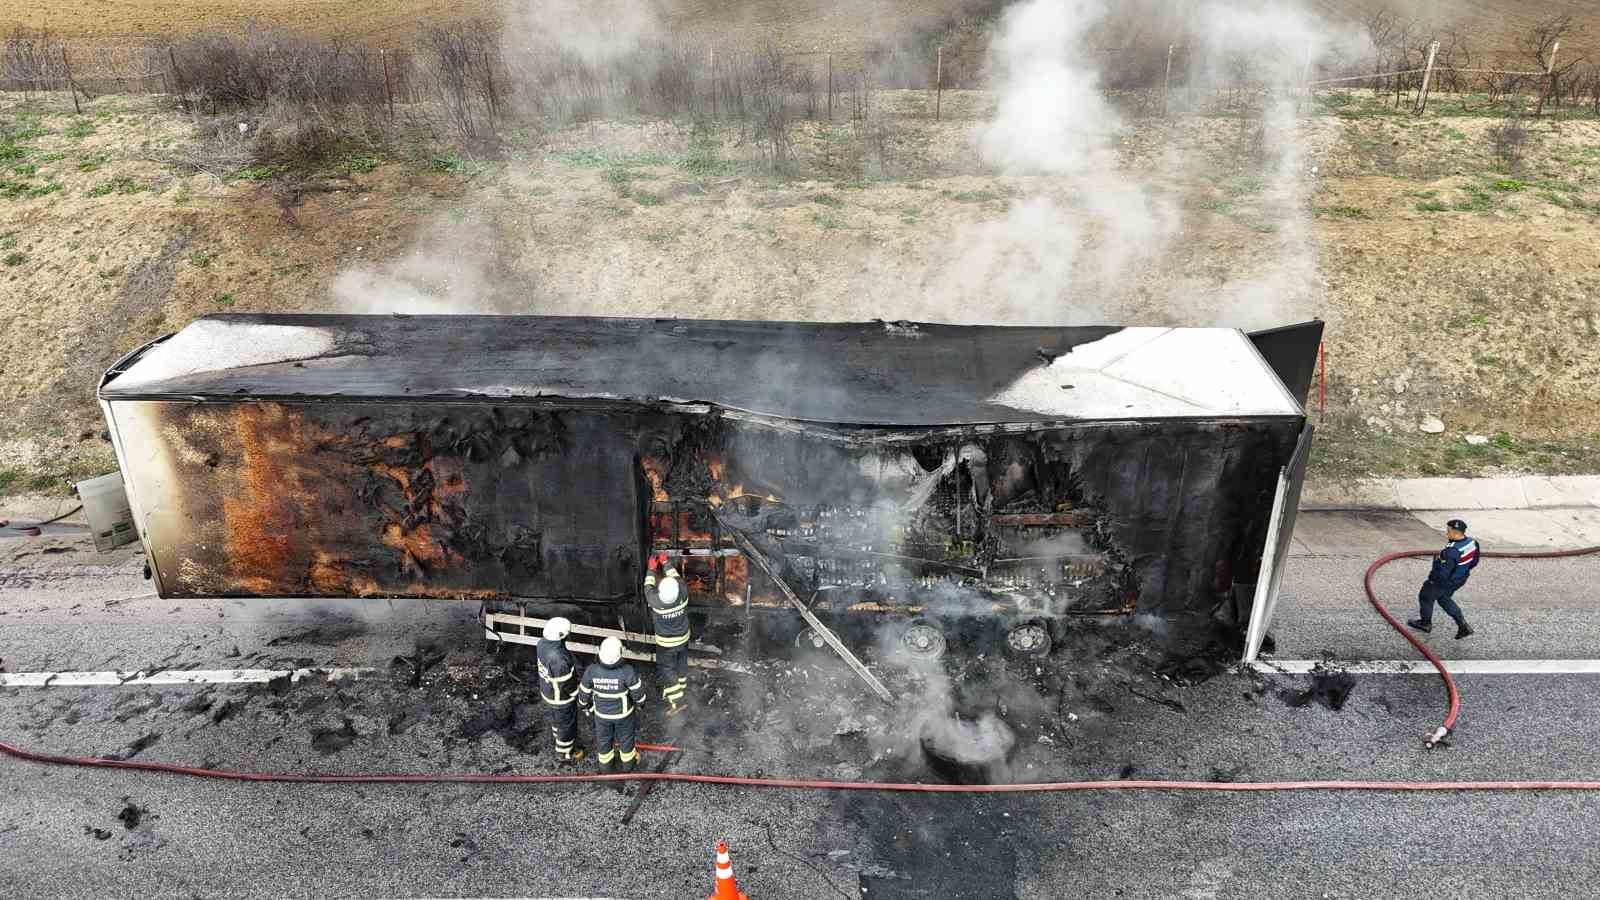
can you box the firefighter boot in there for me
[1456,623,1475,640]
[559,747,587,765]
[1406,619,1432,633]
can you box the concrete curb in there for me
[1302,475,1600,512]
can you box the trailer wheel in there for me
[1005,621,1052,657]
[898,619,947,661]
[794,628,829,652]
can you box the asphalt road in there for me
[3,510,1599,899]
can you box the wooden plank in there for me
[719,521,894,703]
[990,512,1091,527]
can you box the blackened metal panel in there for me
[1047,421,1302,612]
[112,399,640,600]
[1248,320,1324,406]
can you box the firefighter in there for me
[1408,518,1479,639]
[644,551,691,715]
[535,617,585,763]
[578,636,647,772]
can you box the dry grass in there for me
[3,87,1599,497]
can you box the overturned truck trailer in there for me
[98,314,1319,663]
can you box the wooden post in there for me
[62,48,81,114]
[1536,40,1558,116]
[168,47,185,100]
[826,52,833,120]
[934,46,943,121]
[483,49,498,118]
[381,49,395,120]
[708,47,716,120]
[1163,43,1175,115]
[1413,40,1439,115]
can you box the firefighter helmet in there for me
[543,617,571,642]
[599,636,624,665]
[659,573,680,605]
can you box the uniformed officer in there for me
[535,617,585,763]
[644,551,691,715]
[1408,518,1479,639]
[577,636,648,772]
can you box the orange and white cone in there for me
[708,840,749,900]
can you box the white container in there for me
[76,472,137,552]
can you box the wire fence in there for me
[4,30,1598,127]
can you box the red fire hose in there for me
[5,543,1600,791]
[1365,543,1600,748]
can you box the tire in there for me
[1005,620,1052,657]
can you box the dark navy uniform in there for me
[645,564,691,710]
[578,659,647,766]
[1417,534,1480,629]
[536,637,582,760]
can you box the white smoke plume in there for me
[915,0,1180,326]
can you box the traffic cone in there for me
[708,840,749,900]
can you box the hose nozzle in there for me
[1424,726,1449,749]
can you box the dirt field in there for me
[4,0,1597,57]
[0,0,969,50]
[2,86,1598,497]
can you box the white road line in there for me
[0,667,375,687]
[1251,659,1600,675]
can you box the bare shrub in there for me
[746,43,796,172]
[418,23,502,152]
[1490,115,1528,173]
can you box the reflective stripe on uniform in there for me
[656,632,691,648]
[653,601,688,616]
[542,693,576,706]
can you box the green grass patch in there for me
[3,251,26,266]
[0,142,28,161]
[214,292,235,307]
[947,189,1005,203]
[813,212,843,230]
[0,178,61,200]
[87,176,145,197]
[1414,199,1448,212]
[190,250,213,268]
[10,163,36,176]
[1197,196,1233,213]
[631,190,664,206]
[343,154,380,174]
[1220,175,1266,196]
[237,164,284,181]
[811,192,843,207]
[1453,183,1495,212]
[1444,127,1467,140]
[0,232,15,250]
[78,151,110,172]
[1491,178,1526,192]
[1314,204,1371,219]
[63,119,96,139]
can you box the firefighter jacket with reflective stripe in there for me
[1428,537,1481,589]
[645,568,691,649]
[536,638,579,705]
[578,660,646,720]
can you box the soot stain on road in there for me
[1278,671,1357,711]
[309,719,360,754]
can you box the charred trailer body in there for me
[97,314,1319,662]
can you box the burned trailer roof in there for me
[101,314,1305,426]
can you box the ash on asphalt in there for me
[1278,670,1358,711]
